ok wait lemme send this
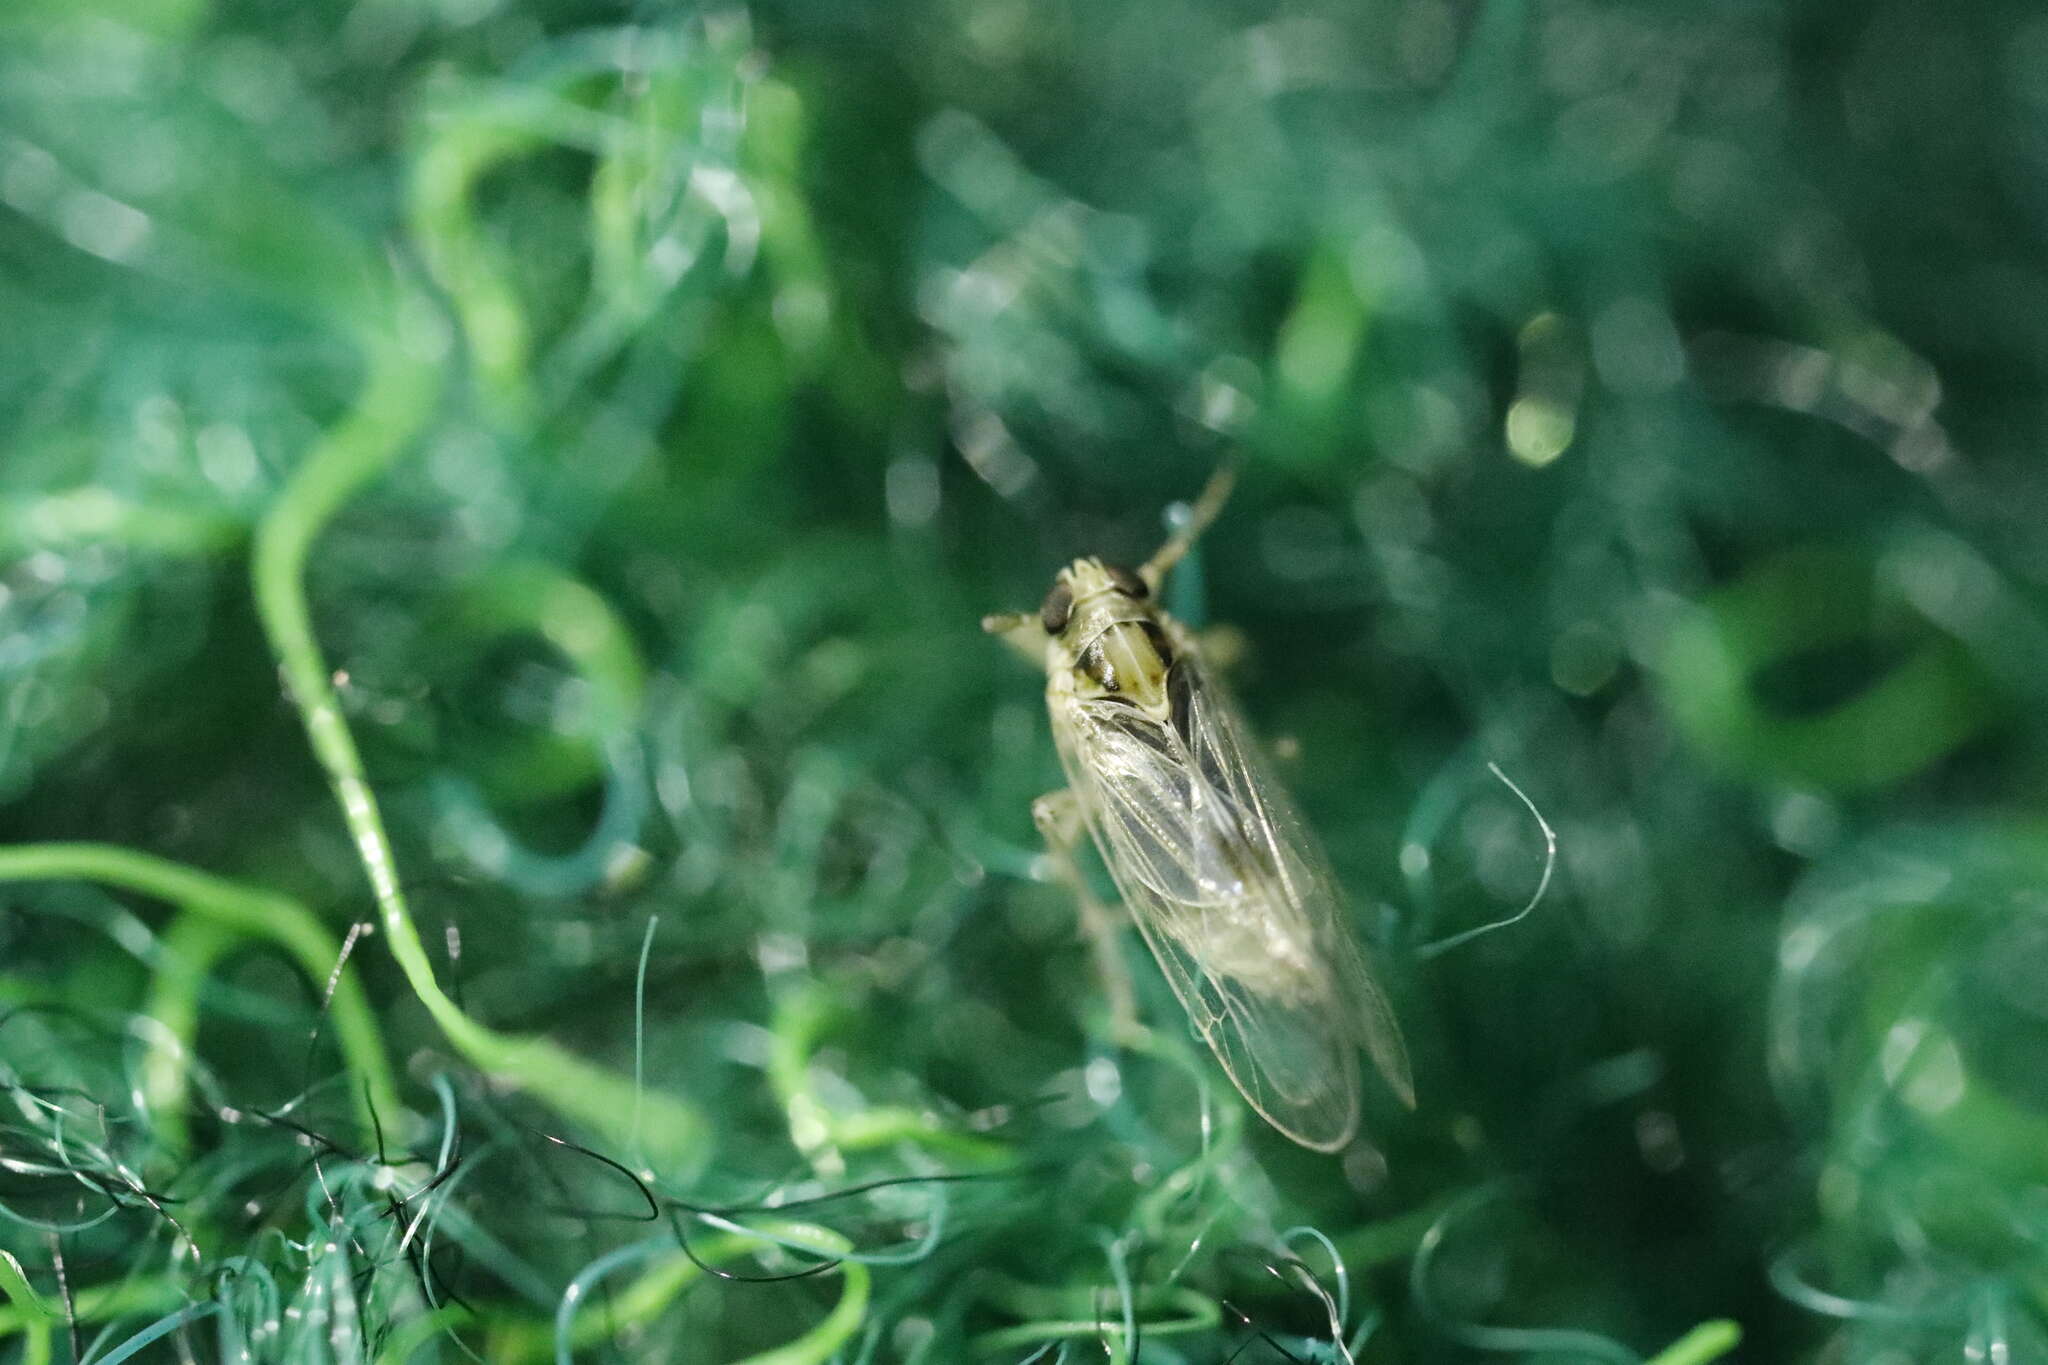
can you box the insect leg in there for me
[981,611,1045,663]
[1033,789,1142,1044]
[1194,623,1248,673]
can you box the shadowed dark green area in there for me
[2,0,2048,1361]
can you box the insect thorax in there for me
[1043,558,1178,717]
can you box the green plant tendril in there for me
[248,309,705,1166]
[966,1285,1219,1356]
[428,560,647,805]
[142,912,281,1153]
[467,1222,866,1365]
[410,93,547,424]
[1660,547,1995,791]
[1410,1188,1742,1365]
[0,1276,183,1352]
[1410,1186,1638,1364]
[0,842,397,1144]
[0,1249,54,1365]
[1643,1318,1742,1365]
[0,489,241,559]
[768,984,1010,1168]
[424,561,653,896]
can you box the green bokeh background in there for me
[3,0,2048,1360]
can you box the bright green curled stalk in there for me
[248,293,705,1169]
[468,1222,867,1365]
[0,842,399,1150]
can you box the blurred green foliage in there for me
[3,0,2048,1360]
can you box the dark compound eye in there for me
[1103,562,1148,598]
[1040,580,1074,634]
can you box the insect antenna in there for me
[1140,464,1237,592]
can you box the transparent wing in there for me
[1052,649,1413,1150]
[1169,651,1416,1115]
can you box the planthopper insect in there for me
[984,468,1415,1151]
